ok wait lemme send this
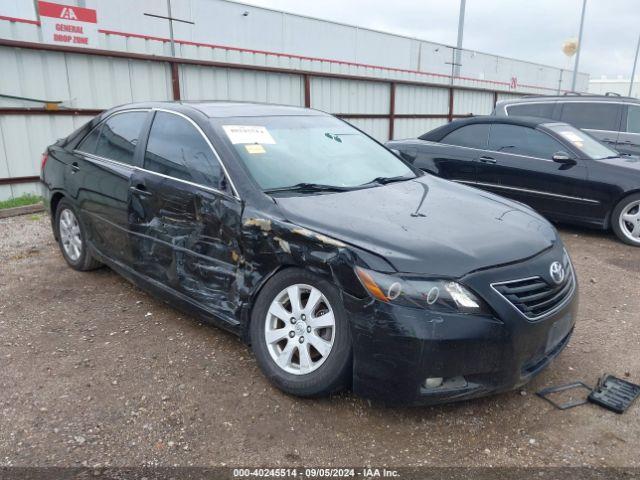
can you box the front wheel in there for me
[250,269,352,397]
[611,193,640,247]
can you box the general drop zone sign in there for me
[38,1,98,47]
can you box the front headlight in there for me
[355,267,491,315]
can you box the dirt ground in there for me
[0,213,638,469]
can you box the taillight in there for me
[40,152,48,172]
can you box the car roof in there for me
[418,115,562,141]
[495,94,640,108]
[110,101,325,118]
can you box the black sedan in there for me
[387,116,640,247]
[41,102,577,405]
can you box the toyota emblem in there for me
[549,261,565,285]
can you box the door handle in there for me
[479,156,497,164]
[129,184,153,197]
[70,162,80,173]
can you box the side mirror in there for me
[390,148,402,157]
[552,151,576,164]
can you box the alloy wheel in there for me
[619,200,640,244]
[59,209,83,261]
[264,283,335,375]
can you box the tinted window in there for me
[144,112,224,191]
[440,124,489,149]
[559,103,621,131]
[77,124,102,153]
[488,124,565,159]
[506,103,555,119]
[547,124,618,160]
[626,105,640,134]
[94,112,147,165]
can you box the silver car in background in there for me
[493,93,640,157]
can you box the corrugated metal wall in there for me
[180,64,304,105]
[0,0,591,200]
[0,0,590,92]
[0,42,542,200]
[0,114,93,199]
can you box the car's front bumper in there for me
[345,245,578,406]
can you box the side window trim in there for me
[486,123,565,162]
[145,108,240,200]
[75,109,150,164]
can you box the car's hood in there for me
[274,176,557,277]
[598,155,640,172]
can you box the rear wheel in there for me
[55,199,102,270]
[250,269,352,397]
[612,193,640,247]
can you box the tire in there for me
[250,268,352,397]
[611,193,640,247]
[54,199,102,271]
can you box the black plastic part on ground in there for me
[588,375,640,414]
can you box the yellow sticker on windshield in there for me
[245,144,266,154]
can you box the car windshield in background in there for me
[212,115,415,192]
[546,124,619,160]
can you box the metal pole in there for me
[453,0,466,77]
[167,0,176,57]
[629,31,640,97]
[571,0,587,92]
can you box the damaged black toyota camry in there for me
[41,102,578,405]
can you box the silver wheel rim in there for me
[264,283,335,375]
[59,209,83,261]
[619,200,640,244]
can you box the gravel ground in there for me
[0,213,639,468]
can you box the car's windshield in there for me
[211,115,415,192]
[546,124,619,160]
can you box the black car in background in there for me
[492,93,640,156]
[41,102,577,405]
[387,116,640,247]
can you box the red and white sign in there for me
[38,1,98,48]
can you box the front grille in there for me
[492,259,575,321]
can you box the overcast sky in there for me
[239,0,640,78]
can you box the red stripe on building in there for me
[38,1,97,23]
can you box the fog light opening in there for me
[422,376,468,391]
[423,377,444,389]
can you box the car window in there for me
[559,103,621,131]
[546,123,618,160]
[625,105,640,134]
[144,111,225,191]
[440,124,489,149]
[77,124,102,154]
[211,115,414,191]
[93,112,147,165]
[506,103,555,119]
[488,124,565,159]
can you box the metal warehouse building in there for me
[0,0,589,200]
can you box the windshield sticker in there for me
[223,125,276,145]
[558,130,584,145]
[245,144,266,154]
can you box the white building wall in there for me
[0,0,592,200]
[589,79,640,98]
[0,0,589,92]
